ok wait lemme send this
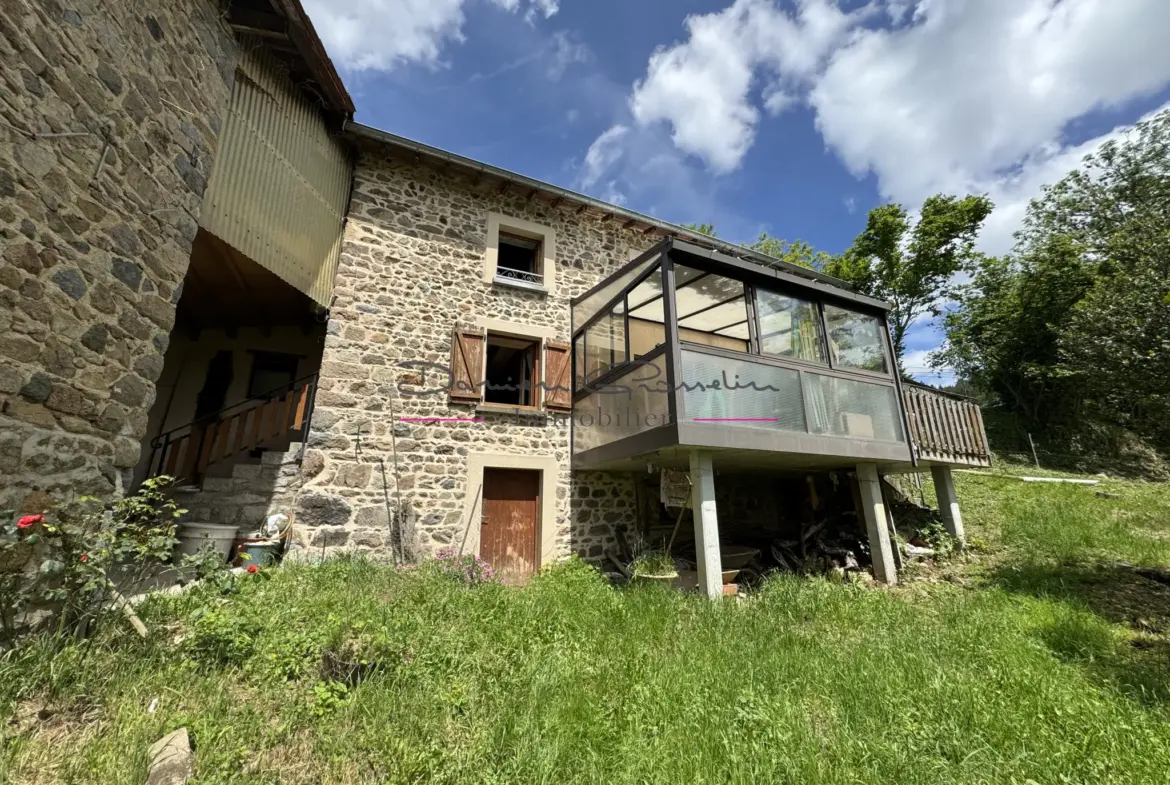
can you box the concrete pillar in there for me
[689,450,723,599]
[931,464,965,548]
[856,463,897,585]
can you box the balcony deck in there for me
[570,239,990,474]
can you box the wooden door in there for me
[481,468,540,584]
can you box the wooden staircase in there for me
[147,375,317,485]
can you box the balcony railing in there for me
[902,384,991,468]
[494,266,545,288]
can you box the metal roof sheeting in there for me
[199,39,351,307]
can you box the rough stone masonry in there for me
[0,0,236,511]
[293,139,654,563]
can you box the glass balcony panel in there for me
[680,350,806,432]
[574,353,670,454]
[574,259,657,331]
[824,304,889,374]
[583,309,627,383]
[757,290,827,364]
[803,373,905,442]
[678,299,748,333]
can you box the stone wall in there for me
[0,0,237,511]
[297,140,653,562]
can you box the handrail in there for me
[902,384,991,467]
[150,372,319,449]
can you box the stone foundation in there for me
[0,0,237,510]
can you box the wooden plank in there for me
[543,342,572,411]
[256,399,274,444]
[248,401,265,451]
[292,383,313,429]
[963,402,979,456]
[197,422,219,472]
[929,396,947,456]
[215,414,237,463]
[180,428,202,480]
[231,409,250,457]
[449,327,486,402]
[276,389,293,435]
[164,436,183,476]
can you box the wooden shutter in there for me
[543,341,572,412]
[449,327,485,403]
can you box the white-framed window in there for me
[483,212,557,294]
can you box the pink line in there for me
[399,417,485,423]
[693,417,779,422]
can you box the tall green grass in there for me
[3,551,1169,785]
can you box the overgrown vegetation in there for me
[0,478,228,651]
[3,466,1169,784]
[938,109,1170,473]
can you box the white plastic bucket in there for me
[176,523,239,562]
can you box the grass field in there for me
[3,465,1170,784]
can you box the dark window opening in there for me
[497,233,541,282]
[248,351,299,399]
[484,335,539,406]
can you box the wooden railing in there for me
[147,376,317,484]
[902,384,992,468]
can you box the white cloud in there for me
[303,0,560,71]
[580,124,630,188]
[627,0,861,173]
[586,0,1170,259]
[547,31,590,79]
[810,0,1170,225]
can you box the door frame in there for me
[462,452,560,568]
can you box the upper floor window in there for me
[757,289,826,364]
[483,213,557,294]
[497,233,542,285]
[824,304,889,374]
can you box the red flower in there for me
[80,554,88,563]
[246,564,259,574]
[16,514,43,530]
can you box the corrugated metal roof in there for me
[199,40,352,307]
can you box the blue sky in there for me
[303,0,1170,384]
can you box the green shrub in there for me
[185,607,262,669]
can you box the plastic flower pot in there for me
[237,539,281,567]
[175,523,239,563]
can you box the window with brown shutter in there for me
[449,327,486,403]
[543,341,572,412]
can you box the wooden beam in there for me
[600,213,614,224]
[642,225,659,234]
[526,189,539,202]
[226,8,289,36]
[229,23,289,39]
[576,204,588,215]
[551,196,564,209]
[622,218,637,229]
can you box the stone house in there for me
[2,0,990,595]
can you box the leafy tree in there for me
[825,195,993,364]
[679,224,829,270]
[940,108,1170,463]
[936,239,1092,426]
[747,234,831,271]
[681,222,717,237]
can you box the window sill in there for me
[476,403,548,416]
[492,275,549,295]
